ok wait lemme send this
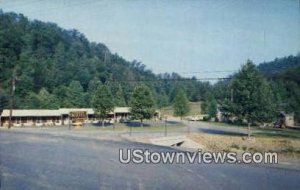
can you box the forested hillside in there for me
[0,11,210,111]
[259,55,300,121]
[258,55,300,77]
[1,11,299,123]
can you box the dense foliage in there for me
[0,11,299,125]
[173,88,190,120]
[0,11,209,111]
[221,61,276,126]
[258,55,300,77]
[201,92,217,119]
[91,85,114,126]
[130,85,155,126]
[261,55,300,122]
[216,57,300,124]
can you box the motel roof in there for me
[1,109,61,117]
[58,108,94,115]
[1,107,131,117]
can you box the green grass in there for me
[160,101,202,117]
[200,121,245,128]
[200,121,300,139]
[252,127,300,139]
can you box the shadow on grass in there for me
[123,121,151,127]
[197,128,246,136]
[166,120,182,125]
[90,122,114,127]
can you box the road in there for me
[0,129,299,190]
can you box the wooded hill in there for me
[258,55,300,77]
[0,11,299,123]
[0,11,210,111]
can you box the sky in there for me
[0,0,299,78]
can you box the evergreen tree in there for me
[91,85,114,127]
[156,91,169,108]
[23,88,59,109]
[224,60,276,137]
[37,88,59,109]
[111,83,126,107]
[88,78,102,106]
[202,93,218,120]
[173,88,190,120]
[65,81,86,108]
[130,85,155,126]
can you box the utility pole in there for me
[187,120,190,135]
[164,116,167,137]
[8,68,16,129]
[129,125,132,136]
[231,89,234,102]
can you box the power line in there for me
[105,77,232,83]
[180,70,237,74]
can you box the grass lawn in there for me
[252,127,300,139]
[200,121,300,139]
[200,121,245,128]
[160,101,202,116]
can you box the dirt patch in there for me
[188,132,300,163]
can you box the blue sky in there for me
[1,0,299,78]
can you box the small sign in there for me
[70,111,87,121]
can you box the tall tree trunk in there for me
[140,119,143,127]
[102,120,105,127]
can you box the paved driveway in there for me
[0,130,299,190]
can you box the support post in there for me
[164,117,167,137]
[130,125,132,136]
[248,123,251,138]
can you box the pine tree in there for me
[173,88,190,120]
[114,84,126,107]
[201,93,218,120]
[66,81,86,108]
[88,78,102,106]
[225,60,276,137]
[130,85,155,126]
[91,85,114,127]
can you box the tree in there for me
[91,85,114,127]
[130,85,155,126]
[173,88,190,120]
[224,60,276,137]
[88,78,102,106]
[202,93,218,120]
[23,88,59,109]
[65,81,86,108]
[0,90,9,112]
[113,84,126,107]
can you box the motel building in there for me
[0,107,131,127]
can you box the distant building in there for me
[0,109,62,127]
[0,107,130,127]
[284,113,295,127]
